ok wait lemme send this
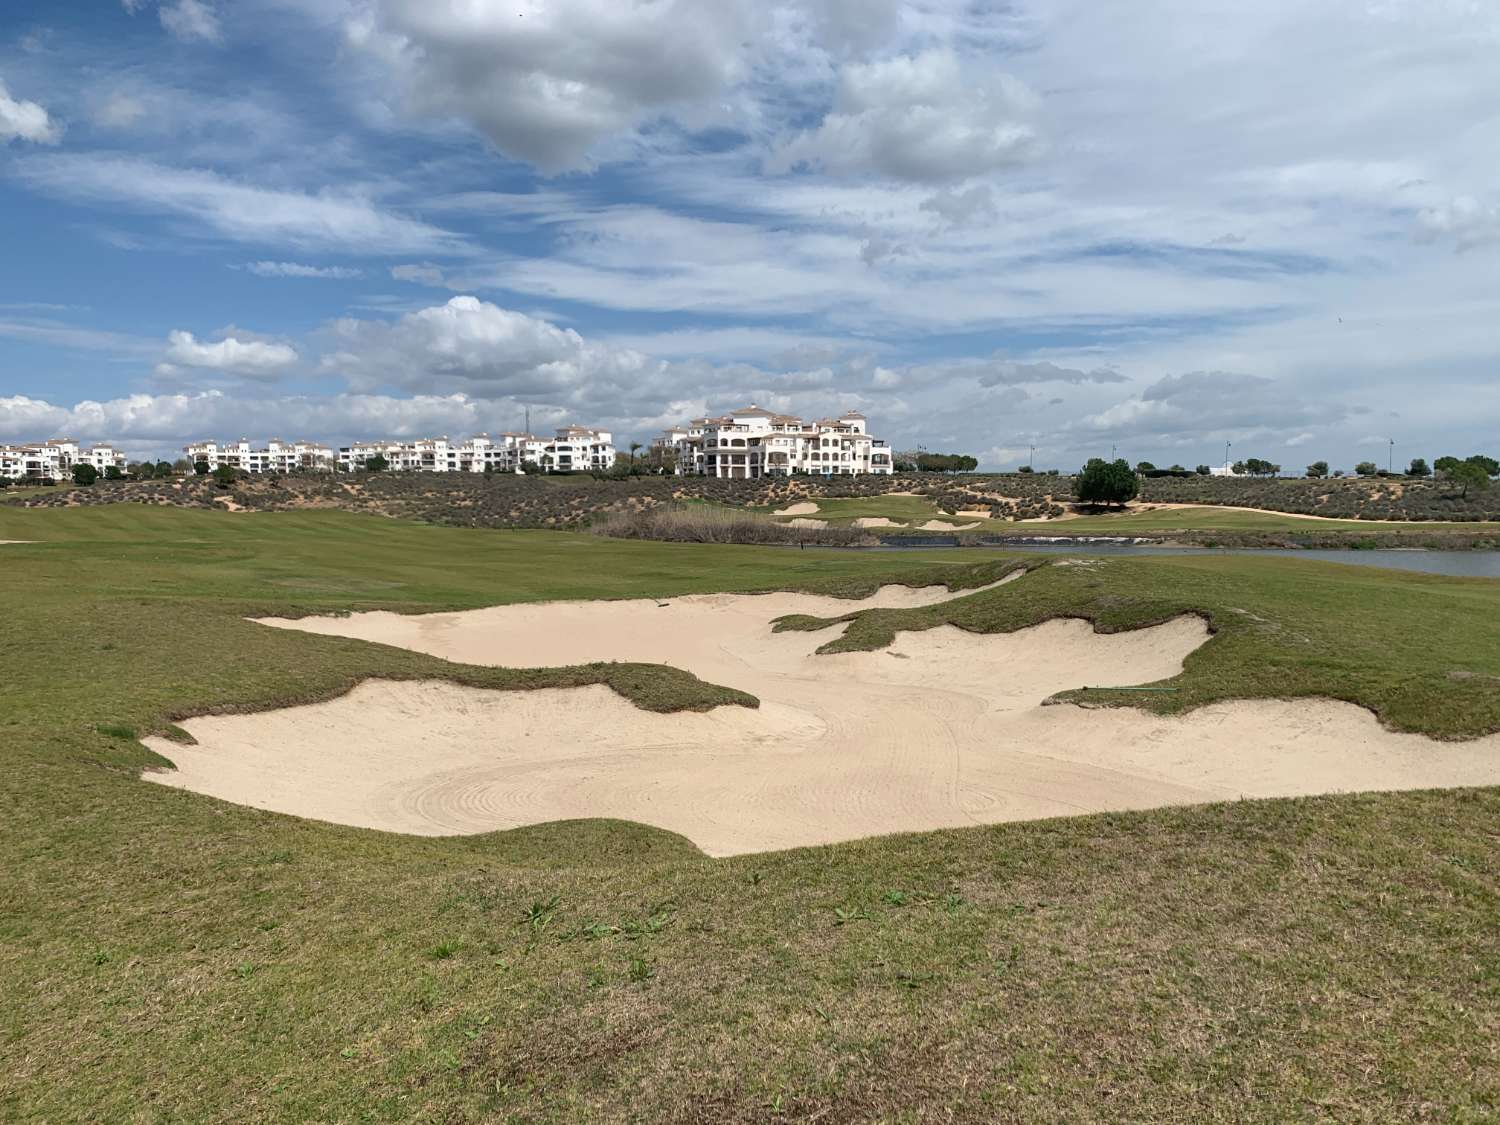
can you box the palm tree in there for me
[629,442,642,469]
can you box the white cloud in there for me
[245,261,363,279]
[123,0,222,42]
[770,49,1039,182]
[158,330,298,377]
[919,184,998,227]
[0,80,61,145]
[1416,198,1500,253]
[159,0,222,42]
[347,0,764,172]
[390,263,450,287]
[93,92,149,129]
[14,155,466,256]
[323,296,662,407]
[0,390,501,453]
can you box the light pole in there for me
[1029,444,1035,471]
[1388,438,1395,474]
[1225,441,1232,472]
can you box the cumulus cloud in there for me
[347,0,762,172]
[770,49,1039,182]
[245,261,362,279]
[323,296,664,406]
[0,80,61,145]
[14,155,465,256]
[157,329,298,377]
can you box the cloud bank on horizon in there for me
[1,0,1497,468]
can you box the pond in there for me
[876,539,1500,578]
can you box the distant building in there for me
[651,406,893,478]
[0,438,126,482]
[185,439,335,474]
[182,427,616,475]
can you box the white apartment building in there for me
[0,438,127,482]
[333,426,616,474]
[185,439,336,473]
[652,406,893,479]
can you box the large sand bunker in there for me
[145,578,1500,856]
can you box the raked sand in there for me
[145,577,1500,856]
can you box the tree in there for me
[628,441,642,469]
[365,454,389,472]
[1135,460,1157,474]
[131,461,155,480]
[1446,460,1490,498]
[1467,454,1499,477]
[72,463,98,487]
[193,460,210,476]
[1017,464,1034,474]
[1433,455,1462,476]
[104,464,123,481]
[1195,464,1211,475]
[173,458,191,474]
[1306,461,1329,478]
[155,460,174,477]
[1406,458,1430,478]
[211,465,237,488]
[1354,461,1378,477]
[1074,458,1139,509]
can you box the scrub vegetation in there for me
[2,505,1499,1120]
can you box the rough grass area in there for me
[593,503,877,545]
[774,553,1500,738]
[2,506,1499,1120]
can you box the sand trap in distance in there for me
[145,577,1500,856]
[773,501,820,516]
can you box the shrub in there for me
[211,465,238,488]
[592,505,873,547]
[72,464,99,487]
[1307,461,1329,478]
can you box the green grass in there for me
[3,504,1500,1121]
[774,552,1500,738]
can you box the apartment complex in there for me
[652,406,893,478]
[0,438,127,482]
[182,427,616,475]
[185,439,336,474]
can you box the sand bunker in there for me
[774,501,820,516]
[145,577,1500,856]
[853,516,905,528]
[784,517,828,529]
[0,540,31,545]
[919,520,981,531]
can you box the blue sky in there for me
[2,0,1498,469]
